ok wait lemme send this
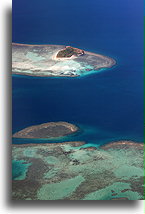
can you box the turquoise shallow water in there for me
[83,182,142,200]
[12,122,141,146]
[12,160,31,180]
[12,0,143,201]
[12,0,143,145]
[12,143,144,200]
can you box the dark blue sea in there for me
[12,0,144,145]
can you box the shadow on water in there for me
[4,6,142,209]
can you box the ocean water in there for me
[12,0,143,145]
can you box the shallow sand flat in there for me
[13,121,79,139]
[12,141,144,200]
[12,43,116,77]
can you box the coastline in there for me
[100,140,144,150]
[12,43,116,77]
[12,71,79,78]
[12,140,144,149]
[12,141,86,148]
[13,121,79,139]
[85,51,116,68]
[12,42,64,47]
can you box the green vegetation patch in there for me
[57,47,77,58]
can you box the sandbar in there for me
[12,43,116,77]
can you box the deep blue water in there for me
[12,0,143,145]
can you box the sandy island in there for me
[13,121,79,139]
[12,43,116,77]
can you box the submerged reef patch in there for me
[12,43,116,77]
[12,141,144,200]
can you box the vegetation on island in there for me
[56,46,84,58]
